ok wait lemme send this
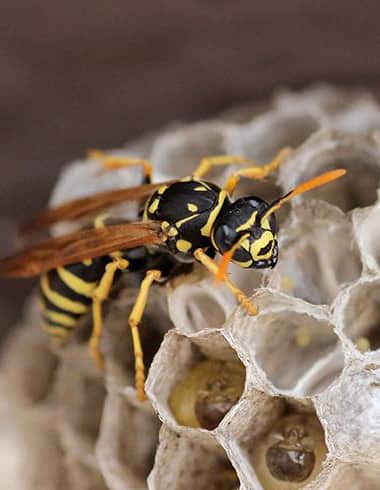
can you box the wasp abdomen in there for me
[40,257,111,340]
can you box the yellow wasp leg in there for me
[194,249,258,316]
[91,257,129,369]
[224,147,293,195]
[192,155,255,179]
[87,149,153,181]
[128,269,162,401]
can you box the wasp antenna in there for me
[262,168,347,219]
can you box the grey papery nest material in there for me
[2,84,380,490]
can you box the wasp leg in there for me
[194,249,258,315]
[223,147,293,195]
[128,269,162,401]
[192,155,255,179]
[91,257,129,369]
[87,149,153,183]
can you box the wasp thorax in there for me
[252,412,327,489]
[169,359,245,429]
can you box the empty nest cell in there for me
[278,130,380,212]
[226,291,341,395]
[240,111,320,164]
[96,391,160,490]
[352,203,380,274]
[101,284,173,387]
[149,426,240,490]
[150,122,243,183]
[274,200,362,305]
[168,274,235,334]
[340,278,380,353]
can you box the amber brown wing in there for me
[0,221,163,278]
[20,180,175,235]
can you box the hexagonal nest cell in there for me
[2,84,380,490]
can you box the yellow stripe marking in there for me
[82,258,93,266]
[148,198,160,214]
[176,213,200,228]
[94,214,108,229]
[187,203,198,212]
[186,177,211,189]
[236,211,258,232]
[109,250,124,259]
[57,267,98,298]
[176,239,192,253]
[194,186,207,191]
[233,258,253,268]
[42,323,70,338]
[195,179,211,190]
[240,238,251,252]
[44,309,77,327]
[251,231,274,260]
[260,217,271,229]
[158,185,168,195]
[201,190,227,237]
[161,220,170,231]
[41,275,88,314]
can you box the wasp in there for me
[0,148,346,400]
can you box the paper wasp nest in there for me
[2,84,380,490]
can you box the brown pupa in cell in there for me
[252,413,327,489]
[169,359,245,430]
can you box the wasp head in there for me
[211,196,278,270]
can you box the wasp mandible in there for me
[0,148,346,400]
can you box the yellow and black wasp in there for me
[0,148,346,400]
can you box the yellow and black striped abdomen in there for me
[40,257,111,340]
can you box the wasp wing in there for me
[20,180,175,235]
[0,221,163,278]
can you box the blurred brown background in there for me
[1,0,380,332]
